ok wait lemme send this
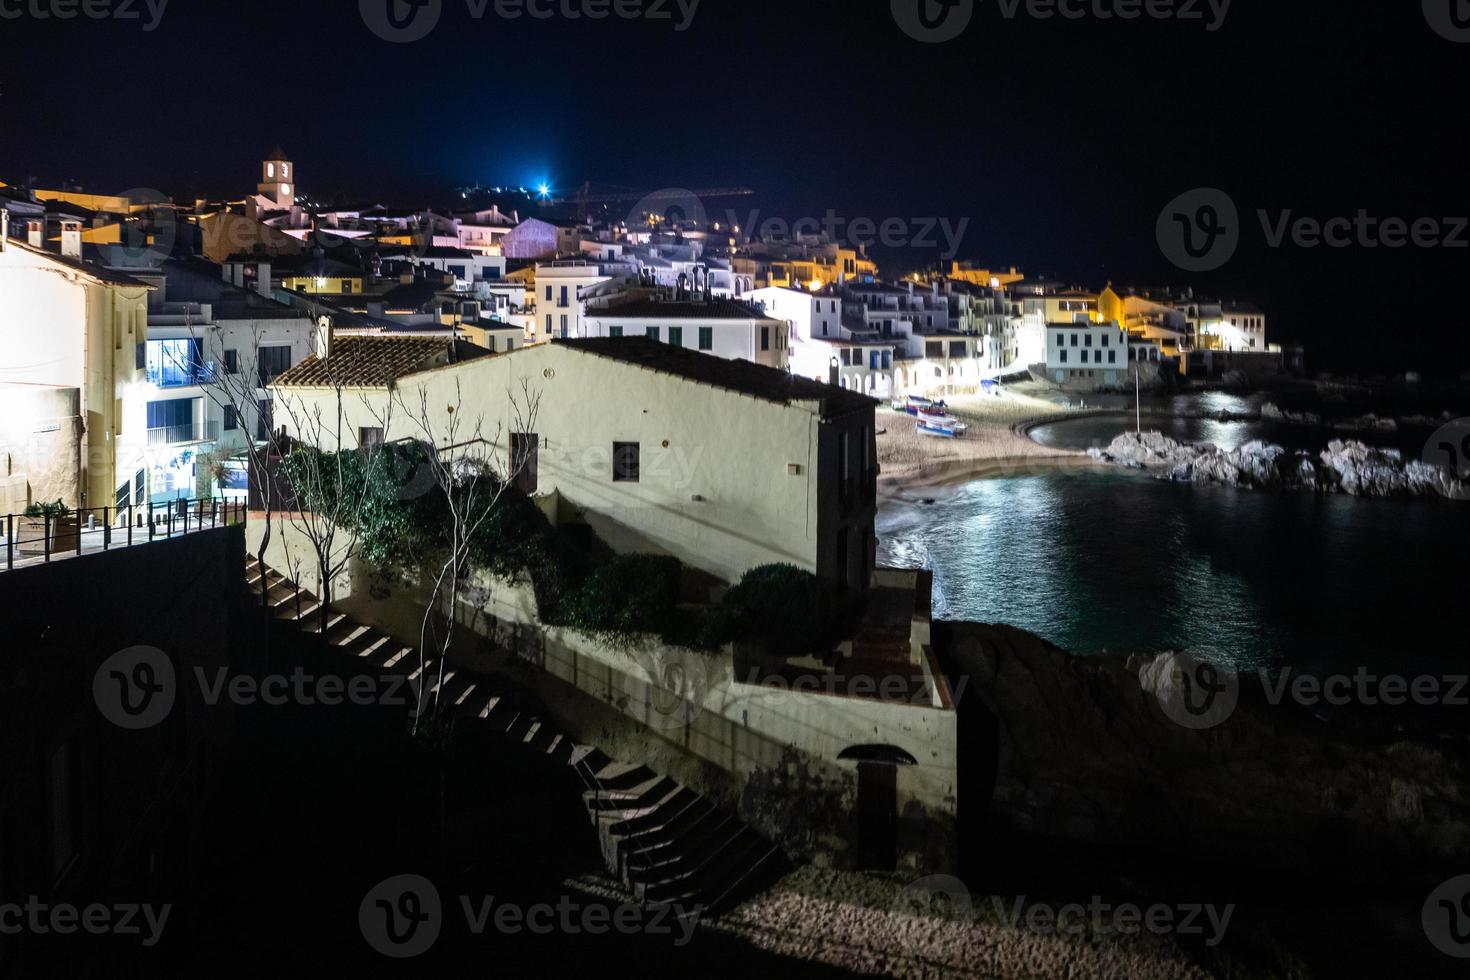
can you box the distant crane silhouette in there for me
[551,181,754,222]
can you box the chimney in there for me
[315,315,335,360]
[0,209,8,250]
[27,219,43,248]
[254,261,272,298]
[60,219,82,259]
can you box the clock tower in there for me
[257,147,295,209]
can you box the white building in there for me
[270,336,877,591]
[582,297,789,371]
[0,222,154,513]
[535,258,636,341]
[1045,320,1133,387]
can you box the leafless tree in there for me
[267,348,397,638]
[380,376,541,726]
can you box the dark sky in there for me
[3,0,1467,372]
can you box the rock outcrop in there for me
[937,621,1470,876]
[1088,431,1460,497]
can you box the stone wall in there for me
[0,385,83,510]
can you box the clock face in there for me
[281,184,291,197]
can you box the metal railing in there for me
[0,498,247,572]
[146,420,222,447]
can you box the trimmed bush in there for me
[563,553,682,638]
[723,564,833,657]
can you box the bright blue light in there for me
[537,183,551,199]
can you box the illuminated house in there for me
[0,214,153,512]
[582,294,790,371]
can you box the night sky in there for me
[3,1,1466,371]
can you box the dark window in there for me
[511,433,539,494]
[761,326,770,351]
[698,327,713,350]
[256,398,273,440]
[545,285,553,301]
[1060,350,1068,364]
[1108,351,1116,364]
[613,442,640,483]
[949,340,966,357]
[135,342,146,371]
[224,349,239,374]
[647,326,660,341]
[925,341,943,358]
[668,326,683,347]
[609,326,623,338]
[359,427,385,448]
[223,406,238,431]
[256,345,292,386]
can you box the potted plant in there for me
[18,500,80,556]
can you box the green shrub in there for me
[23,500,70,519]
[563,553,682,638]
[723,564,833,657]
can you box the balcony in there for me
[147,420,222,447]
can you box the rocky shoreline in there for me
[1087,431,1462,498]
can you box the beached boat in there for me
[916,420,965,439]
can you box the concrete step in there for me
[645,829,773,908]
[606,787,701,839]
[588,762,656,792]
[585,775,678,813]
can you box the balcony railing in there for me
[0,499,247,572]
[147,420,222,447]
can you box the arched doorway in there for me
[838,744,917,871]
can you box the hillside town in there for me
[0,151,1297,517]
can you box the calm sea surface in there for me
[877,395,1469,674]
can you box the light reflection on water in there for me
[877,467,1469,674]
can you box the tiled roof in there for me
[8,238,154,289]
[554,337,876,418]
[270,337,487,388]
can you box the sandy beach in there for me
[877,385,1106,496]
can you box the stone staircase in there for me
[246,557,784,913]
